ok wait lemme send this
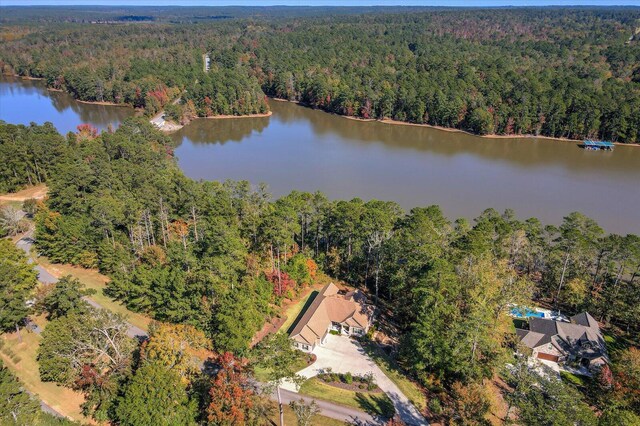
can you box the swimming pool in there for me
[510,307,545,318]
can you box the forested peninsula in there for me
[1,7,639,142]
[1,119,640,424]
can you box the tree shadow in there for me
[355,391,395,419]
[286,291,318,334]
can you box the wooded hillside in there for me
[1,7,639,142]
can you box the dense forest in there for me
[1,120,639,424]
[1,7,639,141]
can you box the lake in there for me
[0,77,133,134]
[2,77,639,234]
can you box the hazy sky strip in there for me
[2,1,639,7]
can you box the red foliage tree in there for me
[207,352,255,426]
[76,124,98,140]
[596,364,614,390]
[264,270,296,298]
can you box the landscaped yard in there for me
[254,349,314,382]
[361,341,427,412]
[0,329,89,422]
[299,377,395,418]
[35,257,151,332]
[269,402,348,426]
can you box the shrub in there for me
[365,324,376,340]
[22,198,39,216]
[428,397,443,415]
[344,372,353,384]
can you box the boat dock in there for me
[583,140,614,151]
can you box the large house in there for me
[515,312,608,371]
[290,283,372,352]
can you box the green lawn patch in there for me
[560,371,587,387]
[281,290,318,334]
[254,349,313,382]
[299,377,395,418]
[361,341,427,412]
[603,331,638,359]
[270,402,347,426]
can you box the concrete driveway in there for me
[283,334,427,426]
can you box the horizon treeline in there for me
[0,8,639,142]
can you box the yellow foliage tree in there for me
[141,322,210,383]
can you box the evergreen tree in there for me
[0,239,38,333]
[115,361,197,426]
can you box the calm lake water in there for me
[0,77,133,134]
[2,78,639,234]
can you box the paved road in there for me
[17,232,148,341]
[277,387,380,425]
[16,235,57,284]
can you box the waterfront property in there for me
[289,283,372,352]
[515,312,608,372]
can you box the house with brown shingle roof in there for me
[515,312,608,371]
[289,283,372,352]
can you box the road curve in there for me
[16,232,148,340]
[276,387,380,425]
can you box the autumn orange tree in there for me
[206,352,261,426]
[614,347,640,412]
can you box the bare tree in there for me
[289,398,320,426]
[0,206,29,236]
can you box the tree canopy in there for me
[1,7,638,141]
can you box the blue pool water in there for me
[511,307,545,318]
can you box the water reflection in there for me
[174,99,640,234]
[175,116,270,145]
[0,77,133,134]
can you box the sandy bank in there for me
[204,111,273,119]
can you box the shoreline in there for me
[203,111,273,119]
[4,75,636,147]
[160,111,273,133]
[269,97,639,147]
[77,99,132,108]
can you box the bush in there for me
[22,198,39,216]
[428,397,443,415]
[365,324,376,340]
[344,372,353,384]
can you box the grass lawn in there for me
[254,349,312,382]
[603,331,638,359]
[361,341,427,412]
[280,289,319,334]
[299,377,395,418]
[0,330,89,423]
[36,257,151,332]
[560,371,587,387]
[268,402,347,426]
